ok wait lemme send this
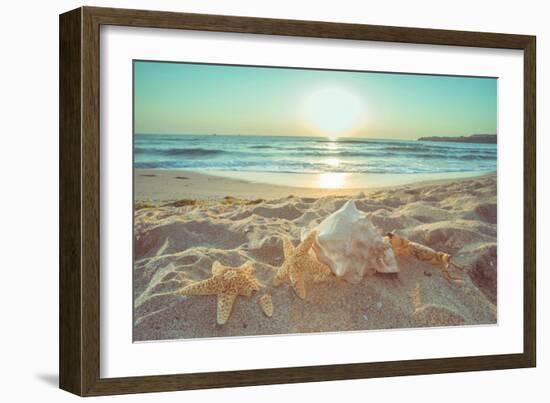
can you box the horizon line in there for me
[134,132,498,140]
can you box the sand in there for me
[133,170,497,341]
[134,169,494,201]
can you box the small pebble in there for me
[363,314,369,321]
[376,302,383,309]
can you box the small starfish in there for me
[273,231,332,299]
[179,261,262,325]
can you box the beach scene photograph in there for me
[133,61,497,341]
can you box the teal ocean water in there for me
[134,134,496,175]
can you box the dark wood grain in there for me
[81,6,102,396]
[83,353,532,396]
[59,8,82,395]
[59,6,537,396]
[523,37,536,367]
[86,6,531,49]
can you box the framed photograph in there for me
[59,6,536,396]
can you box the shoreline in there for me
[134,168,496,202]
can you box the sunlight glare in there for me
[303,87,363,136]
[318,172,348,189]
[325,157,340,167]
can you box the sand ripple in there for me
[134,174,497,341]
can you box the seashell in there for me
[304,200,399,283]
[258,294,273,317]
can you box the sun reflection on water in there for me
[325,157,340,167]
[318,172,348,189]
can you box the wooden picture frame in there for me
[59,6,536,396]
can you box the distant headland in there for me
[418,134,497,144]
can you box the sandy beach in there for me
[133,170,497,341]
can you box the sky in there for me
[134,60,497,140]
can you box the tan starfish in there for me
[273,231,332,299]
[179,261,262,325]
[385,232,462,282]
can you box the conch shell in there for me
[304,200,399,283]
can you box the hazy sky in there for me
[134,60,497,139]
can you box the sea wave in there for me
[135,147,226,157]
[133,134,497,175]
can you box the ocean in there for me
[134,134,497,175]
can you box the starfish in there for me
[179,261,262,325]
[273,231,332,299]
[385,232,462,282]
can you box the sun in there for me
[303,87,363,136]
